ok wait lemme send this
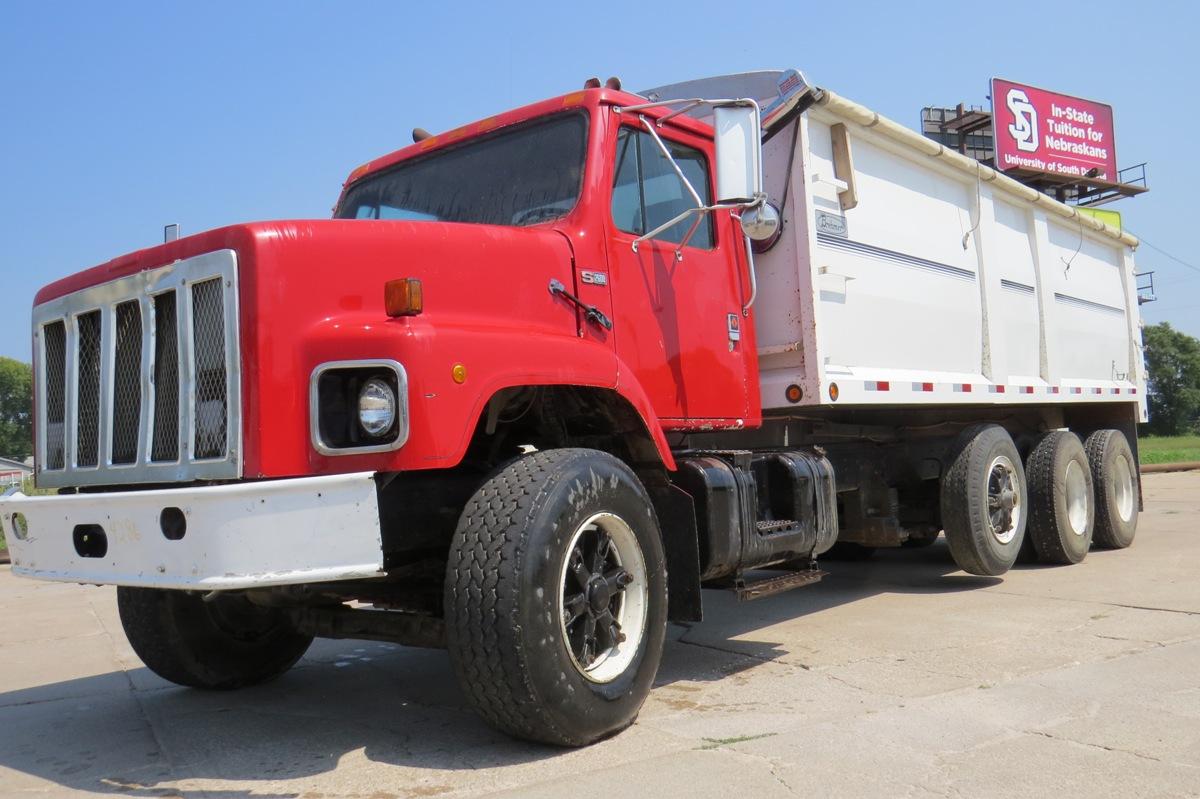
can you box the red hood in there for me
[35,224,265,306]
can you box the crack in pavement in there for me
[85,595,190,792]
[986,590,1200,617]
[728,748,799,796]
[1023,728,1172,765]
[0,684,174,710]
[672,632,808,671]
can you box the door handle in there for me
[549,279,613,331]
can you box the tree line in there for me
[1,323,1199,459]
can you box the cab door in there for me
[605,120,759,424]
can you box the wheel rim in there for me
[1113,454,1135,523]
[558,512,648,684]
[985,455,1022,544]
[1064,459,1090,536]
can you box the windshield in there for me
[336,113,588,227]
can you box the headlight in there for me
[357,378,397,437]
[311,360,408,455]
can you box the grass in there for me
[697,733,778,750]
[1139,435,1200,465]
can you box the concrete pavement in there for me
[1,472,1197,798]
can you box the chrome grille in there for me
[191,278,228,459]
[151,291,179,462]
[32,250,241,487]
[43,321,66,470]
[76,310,102,468]
[112,300,143,464]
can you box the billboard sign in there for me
[991,78,1117,180]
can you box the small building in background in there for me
[0,457,33,488]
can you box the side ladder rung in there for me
[735,568,827,601]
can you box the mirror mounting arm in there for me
[639,116,704,208]
[731,212,760,316]
[630,200,749,259]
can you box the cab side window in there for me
[611,127,714,248]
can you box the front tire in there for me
[445,448,667,746]
[941,425,1028,576]
[116,588,313,689]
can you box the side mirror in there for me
[713,103,763,203]
[740,201,781,244]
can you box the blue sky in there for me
[2,1,1197,360]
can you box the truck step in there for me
[735,567,827,601]
[755,519,800,534]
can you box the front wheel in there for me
[445,448,667,746]
[116,588,313,689]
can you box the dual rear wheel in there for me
[941,425,1138,575]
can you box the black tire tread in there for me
[941,424,1025,576]
[116,588,312,690]
[1025,431,1091,564]
[446,448,617,746]
[1085,430,1138,549]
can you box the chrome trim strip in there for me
[31,250,242,487]
[1000,279,1036,294]
[817,232,977,281]
[309,359,409,456]
[137,295,153,466]
[1054,292,1125,316]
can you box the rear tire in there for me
[940,425,1028,576]
[1025,431,1094,564]
[445,448,668,746]
[116,588,313,689]
[1084,430,1139,548]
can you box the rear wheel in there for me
[940,425,1028,576]
[1085,429,1139,548]
[116,588,313,689]
[1025,431,1094,564]
[445,448,667,746]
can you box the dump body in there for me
[757,86,1145,414]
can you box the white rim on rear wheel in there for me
[1064,459,1090,536]
[557,512,648,684]
[986,455,1022,544]
[1113,454,1135,523]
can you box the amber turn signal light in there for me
[384,278,423,317]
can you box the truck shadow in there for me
[657,539,1001,677]
[0,542,993,796]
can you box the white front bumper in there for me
[0,472,384,590]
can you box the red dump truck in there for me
[1,70,1145,745]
